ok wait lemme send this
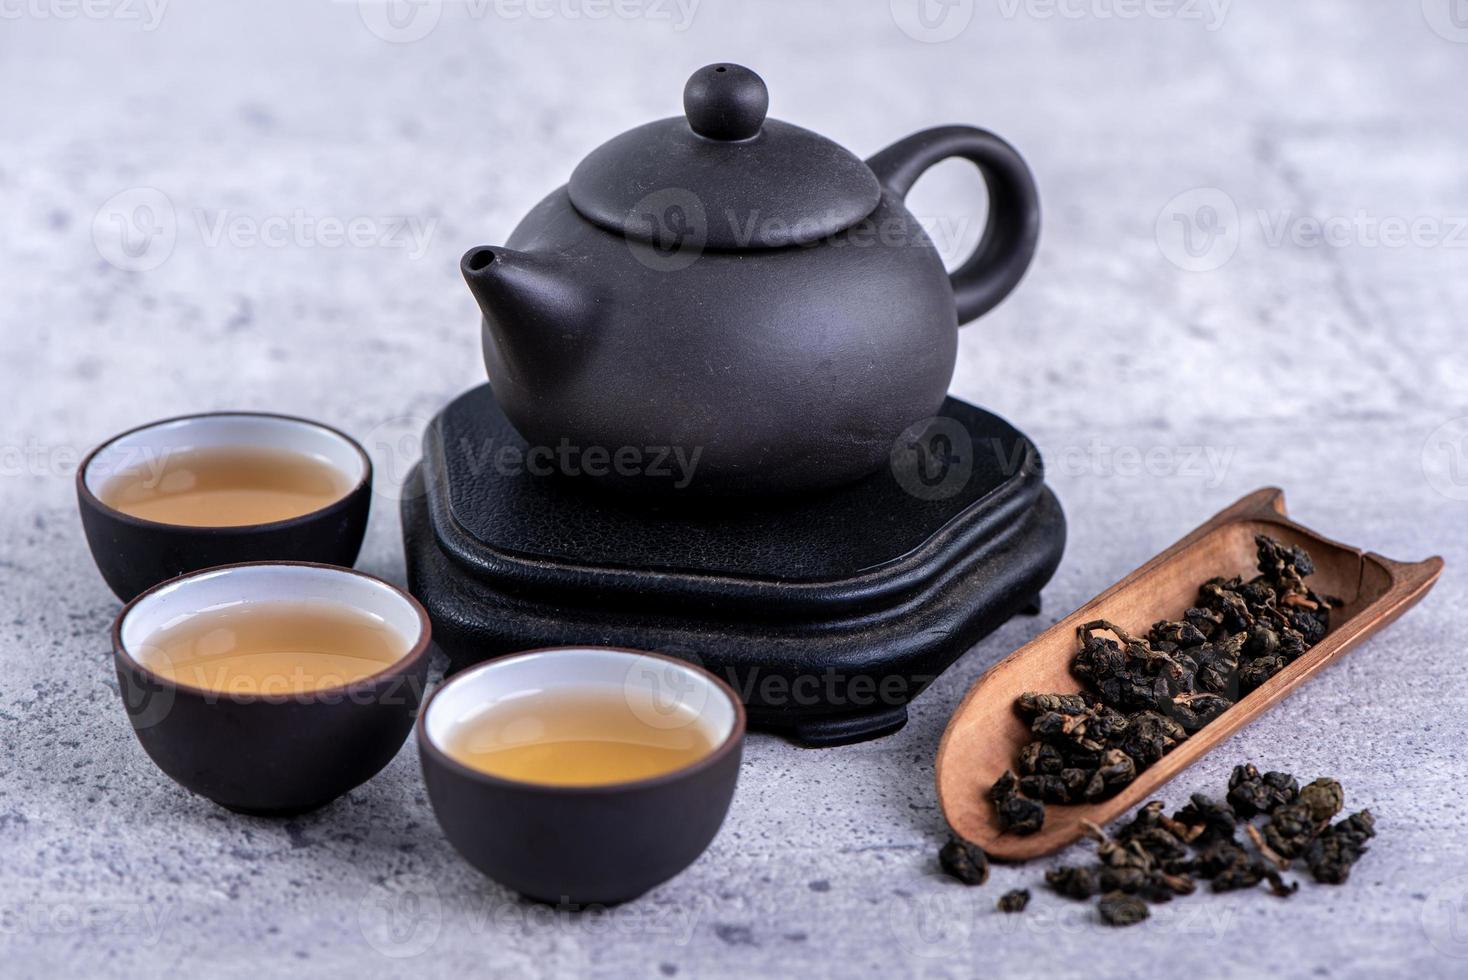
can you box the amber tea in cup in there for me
[99,445,353,528]
[134,598,411,696]
[441,687,717,786]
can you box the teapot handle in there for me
[866,126,1040,325]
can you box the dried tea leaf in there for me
[1306,810,1375,884]
[938,837,989,886]
[1097,891,1150,926]
[1045,865,1098,901]
[997,889,1031,913]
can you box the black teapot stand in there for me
[401,384,1065,747]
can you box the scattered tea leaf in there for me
[997,889,1030,913]
[938,837,989,886]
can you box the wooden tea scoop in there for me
[935,487,1442,861]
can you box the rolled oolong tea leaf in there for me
[1239,655,1288,695]
[1045,865,1099,900]
[1298,777,1345,823]
[1212,860,1269,893]
[1171,793,1237,844]
[1090,749,1137,799]
[1305,810,1375,884]
[1084,817,1195,901]
[1019,769,1087,805]
[989,769,1045,836]
[1193,837,1251,880]
[1226,763,1299,818]
[1168,692,1233,734]
[1017,691,1093,716]
[1119,711,1188,767]
[997,888,1031,913]
[1097,890,1150,927]
[938,837,990,886]
[1017,740,1065,775]
[1117,828,1190,873]
[1261,801,1322,861]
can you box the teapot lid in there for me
[568,64,882,250]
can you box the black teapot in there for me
[462,64,1039,495]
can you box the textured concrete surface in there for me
[2,1,1467,977]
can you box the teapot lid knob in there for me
[683,64,768,141]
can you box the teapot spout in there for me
[461,246,592,382]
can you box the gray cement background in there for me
[2,1,1467,977]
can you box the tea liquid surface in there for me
[442,689,717,786]
[136,601,408,695]
[100,445,351,527]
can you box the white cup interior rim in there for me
[422,648,741,762]
[118,564,426,679]
[83,413,368,501]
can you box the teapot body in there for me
[481,187,959,495]
[464,64,1040,496]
